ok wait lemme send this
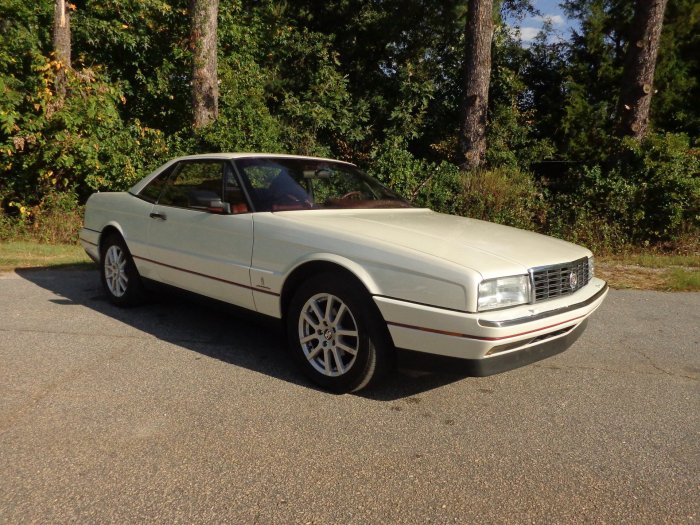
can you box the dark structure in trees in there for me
[52,0,71,96]
[458,0,494,170]
[617,0,668,138]
[190,0,219,129]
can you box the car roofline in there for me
[170,152,357,167]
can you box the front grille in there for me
[531,257,591,302]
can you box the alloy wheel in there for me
[298,292,359,377]
[104,245,128,297]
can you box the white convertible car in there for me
[81,153,608,392]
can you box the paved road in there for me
[0,269,698,524]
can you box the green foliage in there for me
[547,133,699,250]
[0,207,26,242]
[0,0,697,250]
[1,62,168,203]
[28,189,84,244]
[176,1,370,158]
[179,6,286,154]
[187,54,284,154]
[0,189,83,244]
[487,26,556,168]
[667,267,700,291]
[368,141,465,215]
[552,0,700,160]
[551,0,629,162]
[283,0,465,158]
[73,0,191,133]
[545,167,631,253]
[368,141,544,230]
[652,0,700,136]
[460,167,545,229]
[612,133,700,241]
[266,26,368,157]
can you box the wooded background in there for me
[1,0,698,251]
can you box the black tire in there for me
[286,272,392,393]
[100,233,145,306]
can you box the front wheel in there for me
[286,273,392,393]
[100,233,145,306]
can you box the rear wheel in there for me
[100,233,145,306]
[287,273,391,393]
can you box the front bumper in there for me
[374,278,607,366]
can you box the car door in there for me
[144,159,256,309]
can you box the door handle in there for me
[149,212,167,220]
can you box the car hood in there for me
[273,208,591,277]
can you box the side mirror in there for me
[206,199,231,214]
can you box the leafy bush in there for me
[368,142,465,215]
[487,27,556,169]
[0,50,170,243]
[613,133,699,242]
[27,190,83,244]
[368,142,545,229]
[545,186,629,253]
[460,167,545,230]
[1,62,169,206]
[0,207,27,242]
[0,190,82,244]
[545,133,699,251]
[191,55,285,155]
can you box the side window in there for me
[138,164,176,203]
[243,166,281,190]
[223,164,250,214]
[237,162,309,211]
[158,161,224,210]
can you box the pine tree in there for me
[191,0,219,129]
[459,0,495,170]
[53,0,71,97]
[617,0,669,138]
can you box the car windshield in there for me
[234,157,411,212]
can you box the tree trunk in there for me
[190,0,219,129]
[458,0,494,171]
[52,0,71,97]
[616,0,668,139]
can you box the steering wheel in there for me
[340,191,363,200]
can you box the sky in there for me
[509,0,578,43]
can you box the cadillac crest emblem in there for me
[569,271,578,289]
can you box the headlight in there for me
[588,256,595,278]
[478,275,530,311]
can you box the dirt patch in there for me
[596,262,697,291]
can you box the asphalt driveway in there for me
[0,269,698,524]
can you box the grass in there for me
[601,253,700,268]
[666,267,700,291]
[597,253,700,291]
[0,241,94,272]
[0,240,698,292]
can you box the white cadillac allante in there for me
[81,153,608,392]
